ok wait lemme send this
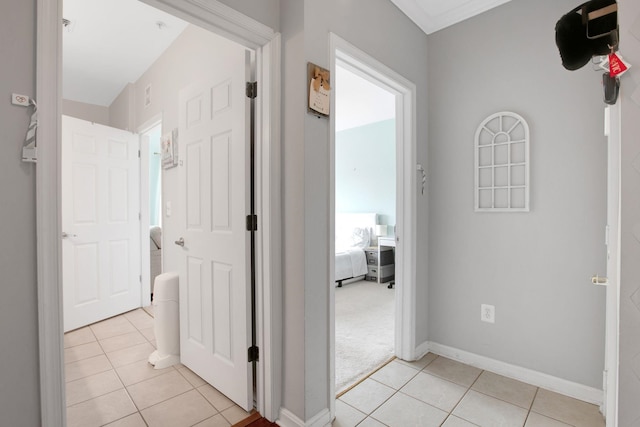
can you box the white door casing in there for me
[62,115,141,332]
[177,50,253,411]
[604,105,620,426]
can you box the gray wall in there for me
[427,0,607,388]
[298,0,430,419]
[0,0,42,426]
[617,0,640,424]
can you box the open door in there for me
[176,49,253,411]
[62,115,141,332]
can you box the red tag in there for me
[609,53,628,77]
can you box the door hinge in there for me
[248,345,259,362]
[139,275,142,283]
[138,149,141,158]
[246,81,257,99]
[246,214,258,231]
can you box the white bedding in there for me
[334,213,377,282]
[335,248,368,282]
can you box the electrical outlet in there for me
[11,93,30,107]
[481,304,495,324]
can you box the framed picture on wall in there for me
[308,62,331,117]
[161,129,179,169]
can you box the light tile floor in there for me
[334,354,606,427]
[64,308,251,427]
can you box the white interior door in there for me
[62,115,141,332]
[604,105,620,425]
[177,50,253,411]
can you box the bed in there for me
[334,213,377,285]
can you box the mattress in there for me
[335,248,368,282]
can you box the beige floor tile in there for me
[422,357,482,388]
[125,308,155,330]
[100,330,148,353]
[66,389,137,427]
[370,360,421,390]
[90,315,138,340]
[395,352,438,371]
[441,416,479,426]
[64,327,97,348]
[400,372,468,412]
[339,378,396,415]
[452,390,528,427]
[531,389,605,427]
[127,369,193,409]
[471,371,537,409]
[356,417,387,427]
[139,326,155,342]
[115,359,175,386]
[65,341,104,364]
[104,412,148,427]
[141,389,217,427]
[65,354,113,382]
[371,393,448,427]
[333,400,366,427]
[220,405,251,425]
[525,412,573,427]
[193,413,232,427]
[178,365,207,387]
[66,369,123,406]
[106,342,156,368]
[197,384,237,412]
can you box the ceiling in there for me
[63,0,188,106]
[63,0,514,108]
[389,0,514,34]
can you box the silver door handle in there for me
[592,275,608,285]
[174,237,185,247]
[62,232,77,238]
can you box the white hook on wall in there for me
[417,164,426,195]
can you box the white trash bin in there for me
[148,272,180,369]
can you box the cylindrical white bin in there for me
[148,272,180,369]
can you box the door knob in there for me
[62,232,77,238]
[592,274,608,285]
[175,237,185,247]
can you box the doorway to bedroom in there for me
[333,62,397,394]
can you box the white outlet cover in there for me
[481,304,495,323]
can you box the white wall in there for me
[0,1,41,426]
[62,99,109,126]
[336,119,396,226]
[427,0,607,389]
[617,0,640,423]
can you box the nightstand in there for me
[378,236,396,288]
[364,244,395,284]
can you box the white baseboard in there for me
[425,341,603,406]
[277,408,332,427]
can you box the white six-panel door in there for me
[177,50,253,410]
[62,115,141,332]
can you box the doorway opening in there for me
[329,33,418,411]
[334,63,397,394]
[42,0,282,424]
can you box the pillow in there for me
[350,227,371,249]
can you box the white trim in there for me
[36,1,281,425]
[329,32,418,417]
[276,408,331,427]
[428,342,604,406]
[36,0,66,425]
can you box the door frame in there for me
[604,104,620,426]
[328,33,418,410]
[35,0,281,424]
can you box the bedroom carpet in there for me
[335,279,395,394]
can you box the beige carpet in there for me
[335,279,395,394]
